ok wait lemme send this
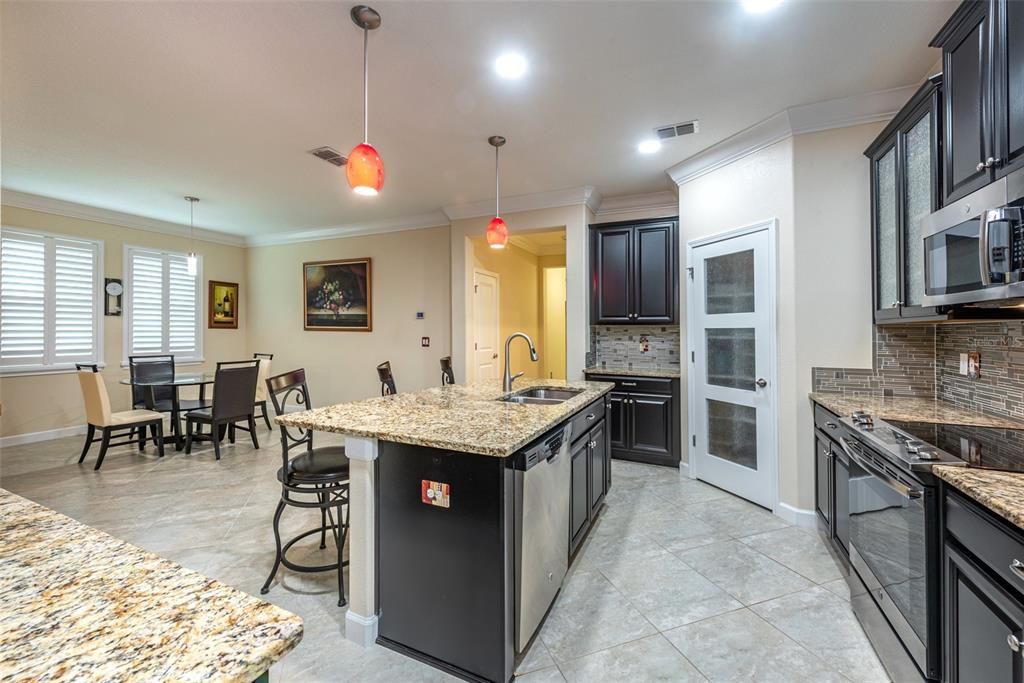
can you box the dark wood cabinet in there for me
[585,374,680,468]
[945,542,1024,683]
[569,437,590,553]
[812,402,849,556]
[814,433,832,530]
[568,397,612,557]
[589,421,607,517]
[865,75,948,323]
[932,0,1024,202]
[590,218,678,325]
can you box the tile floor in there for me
[1,427,889,682]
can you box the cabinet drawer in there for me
[946,490,1024,597]
[569,397,606,445]
[585,374,673,394]
[813,403,843,435]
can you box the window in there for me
[0,228,103,373]
[124,246,202,363]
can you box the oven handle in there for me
[838,437,923,500]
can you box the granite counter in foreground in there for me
[809,392,1024,429]
[933,466,1024,531]
[0,489,303,683]
[275,378,614,457]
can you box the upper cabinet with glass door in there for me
[865,75,947,323]
[931,0,1024,204]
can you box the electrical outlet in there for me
[421,337,430,347]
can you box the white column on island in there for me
[344,435,379,647]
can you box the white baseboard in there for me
[775,502,818,529]
[0,424,87,448]
[345,610,379,647]
[678,460,691,478]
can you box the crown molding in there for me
[1,189,248,247]
[595,190,678,219]
[667,84,919,187]
[247,211,450,246]
[443,186,601,221]
[508,233,566,257]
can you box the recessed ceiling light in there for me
[742,0,783,13]
[494,52,528,79]
[637,139,662,155]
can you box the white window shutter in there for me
[0,231,47,366]
[128,249,165,356]
[126,247,201,362]
[167,254,198,357]
[53,238,99,362]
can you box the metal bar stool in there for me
[440,356,455,385]
[377,360,396,396]
[261,368,350,607]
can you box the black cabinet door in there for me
[608,392,628,451]
[945,542,1024,683]
[941,1,995,203]
[994,0,1024,178]
[832,447,850,555]
[870,134,903,320]
[592,227,632,324]
[569,437,590,553]
[633,221,677,324]
[814,434,832,530]
[589,422,607,516]
[628,392,673,459]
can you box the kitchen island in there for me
[0,489,302,683]
[277,378,614,683]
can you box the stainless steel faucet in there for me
[503,332,539,392]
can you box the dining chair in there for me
[440,356,455,386]
[75,363,99,372]
[77,370,164,470]
[253,353,274,429]
[184,360,260,459]
[377,360,396,396]
[128,354,177,447]
[260,368,350,606]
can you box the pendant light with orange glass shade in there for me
[486,135,508,249]
[347,6,384,196]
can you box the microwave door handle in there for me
[979,209,993,287]
[838,437,922,500]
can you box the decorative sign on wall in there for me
[104,278,123,316]
[208,280,239,329]
[302,258,372,331]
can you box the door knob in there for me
[755,378,767,388]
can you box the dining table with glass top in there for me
[119,372,215,450]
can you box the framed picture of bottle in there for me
[208,280,239,329]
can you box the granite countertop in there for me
[809,392,1024,429]
[0,490,303,683]
[584,366,681,379]
[933,466,1024,530]
[276,378,614,457]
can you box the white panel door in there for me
[473,269,500,381]
[689,226,776,509]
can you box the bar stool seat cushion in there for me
[282,447,350,481]
[108,409,164,426]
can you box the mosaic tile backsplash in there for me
[812,322,1024,422]
[589,325,681,371]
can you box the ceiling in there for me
[1,0,954,239]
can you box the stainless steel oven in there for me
[922,168,1024,307]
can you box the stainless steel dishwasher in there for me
[511,422,572,652]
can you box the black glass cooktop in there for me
[888,420,1024,473]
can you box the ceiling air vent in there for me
[655,120,699,140]
[309,146,347,167]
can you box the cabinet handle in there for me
[890,300,904,308]
[825,421,838,430]
[977,161,987,172]
[1011,559,1024,582]
[621,382,637,387]
[985,157,1002,168]
[585,413,596,421]
[1009,634,1022,653]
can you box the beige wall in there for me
[246,226,452,405]
[676,122,881,514]
[471,240,542,374]
[0,204,248,438]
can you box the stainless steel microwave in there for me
[922,168,1024,307]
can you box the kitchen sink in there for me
[499,387,584,405]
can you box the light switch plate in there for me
[959,353,968,376]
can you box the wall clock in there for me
[105,278,123,316]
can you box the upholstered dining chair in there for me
[77,370,165,470]
[377,360,396,396]
[184,360,260,459]
[253,353,274,429]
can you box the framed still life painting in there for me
[303,258,372,331]
[208,280,239,329]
